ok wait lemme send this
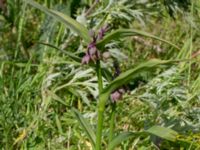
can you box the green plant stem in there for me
[96,104,104,150]
[108,102,116,145]
[96,60,104,150]
[96,60,103,93]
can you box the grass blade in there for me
[26,0,91,43]
[96,29,180,50]
[37,42,81,62]
[108,126,178,150]
[146,126,178,142]
[108,132,146,150]
[72,108,96,147]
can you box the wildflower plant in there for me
[24,0,199,149]
[82,26,108,64]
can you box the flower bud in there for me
[82,54,90,64]
[111,91,122,102]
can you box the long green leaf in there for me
[37,42,81,62]
[146,126,178,142]
[26,0,91,43]
[72,108,96,147]
[108,132,146,150]
[96,29,180,50]
[108,126,178,149]
[99,59,175,109]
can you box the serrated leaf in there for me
[96,29,180,50]
[146,125,178,142]
[72,108,96,147]
[26,0,91,43]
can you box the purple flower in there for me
[89,46,97,55]
[97,25,109,40]
[111,90,123,103]
[88,40,96,49]
[82,26,109,64]
[82,54,90,64]
[82,46,101,64]
[111,88,125,102]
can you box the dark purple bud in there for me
[88,41,96,49]
[113,61,121,78]
[97,29,105,40]
[82,54,90,64]
[97,32,104,40]
[97,25,109,40]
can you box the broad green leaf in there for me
[96,29,180,50]
[146,126,178,142]
[72,108,96,147]
[26,0,91,43]
[108,132,146,150]
[99,59,175,110]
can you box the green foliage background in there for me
[0,0,200,149]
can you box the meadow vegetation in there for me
[0,0,200,149]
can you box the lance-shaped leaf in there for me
[26,0,91,43]
[108,126,179,149]
[146,126,178,142]
[108,132,146,150]
[99,59,175,110]
[96,29,180,50]
[72,108,96,147]
[38,42,81,62]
